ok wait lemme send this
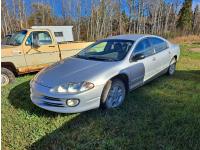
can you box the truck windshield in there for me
[7,30,27,46]
[1,34,12,45]
[76,39,134,61]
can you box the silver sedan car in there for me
[30,34,180,113]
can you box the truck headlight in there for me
[50,81,94,94]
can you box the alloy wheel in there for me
[106,81,126,108]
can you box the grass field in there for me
[2,43,200,150]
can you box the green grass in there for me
[2,43,200,150]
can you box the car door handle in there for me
[49,45,55,47]
[152,57,156,61]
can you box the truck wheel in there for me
[101,79,126,109]
[1,68,15,86]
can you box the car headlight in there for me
[50,81,94,93]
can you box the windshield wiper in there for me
[75,55,114,61]
[75,54,89,59]
[87,56,114,61]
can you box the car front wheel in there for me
[101,79,126,109]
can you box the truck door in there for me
[22,31,60,71]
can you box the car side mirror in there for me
[132,53,145,61]
[32,39,40,48]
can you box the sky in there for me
[50,0,200,16]
[192,0,200,10]
[12,0,200,17]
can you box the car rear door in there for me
[148,37,171,72]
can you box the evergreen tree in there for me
[177,0,193,33]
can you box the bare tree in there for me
[1,0,199,39]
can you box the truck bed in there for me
[59,42,94,59]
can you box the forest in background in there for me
[1,0,200,41]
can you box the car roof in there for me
[106,34,154,41]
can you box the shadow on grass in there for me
[8,80,64,117]
[8,70,200,149]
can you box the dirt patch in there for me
[170,35,200,44]
[190,48,200,52]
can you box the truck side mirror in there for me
[32,39,40,48]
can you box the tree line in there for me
[1,0,200,41]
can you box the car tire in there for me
[101,79,126,109]
[167,57,176,76]
[1,67,15,86]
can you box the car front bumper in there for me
[30,80,104,113]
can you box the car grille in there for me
[43,96,61,101]
[43,101,64,107]
[41,96,65,107]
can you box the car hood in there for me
[34,57,117,88]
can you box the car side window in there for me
[149,37,168,53]
[134,39,154,57]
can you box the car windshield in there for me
[6,30,27,46]
[76,40,134,61]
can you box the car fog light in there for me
[66,99,80,107]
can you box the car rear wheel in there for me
[1,68,15,86]
[101,79,126,109]
[168,57,176,75]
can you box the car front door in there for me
[128,38,158,89]
[22,31,60,71]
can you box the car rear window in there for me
[149,37,168,53]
